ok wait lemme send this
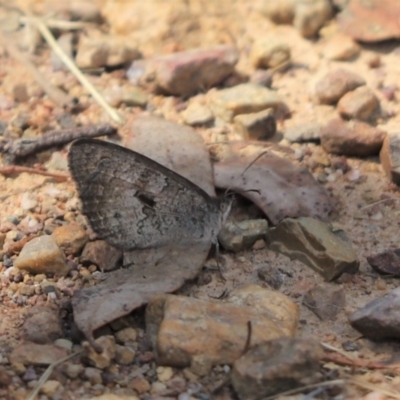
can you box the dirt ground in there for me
[1,1,400,399]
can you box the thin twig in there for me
[0,165,69,181]
[27,351,82,400]
[0,123,116,159]
[0,31,74,109]
[29,16,124,124]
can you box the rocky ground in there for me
[1,1,400,399]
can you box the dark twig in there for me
[242,321,252,355]
[0,123,117,163]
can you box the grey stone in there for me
[349,287,400,340]
[22,305,63,343]
[234,108,276,140]
[218,219,268,252]
[232,337,323,399]
[303,283,346,320]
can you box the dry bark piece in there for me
[213,150,333,224]
[380,133,400,185]
[146,285,299,375]
[349,287,400,340]
[232,337,323,399]
[267,217,359,281]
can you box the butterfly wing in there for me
[68,139,222,251]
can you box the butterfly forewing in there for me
[68,139,223,251]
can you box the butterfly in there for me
[68,139,232,257]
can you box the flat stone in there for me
[315,68,365,104]
[14,235,69,276]
[181,100,214,126]
[80,240,122,272]
[267,217,359,281]
[232,337,323,399]
[52,222,89,256]
[218,219,269,253]
[321,33,360,61]
[10,342,68,365]
[22,305,63,344]
[234,108,276,140]
[208,83,282,122]
[367,249,400,276]
[76,33,141,68]
[284,121,323,142]
[321,118,386,157]
[83,335,116,369]
[349,287,400,340]
[302,283,346,320]
[337,86,379,121]
[146,285,299,374]
[138,45,239,96]
[250,37,291,68]
[380,133,400,185]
